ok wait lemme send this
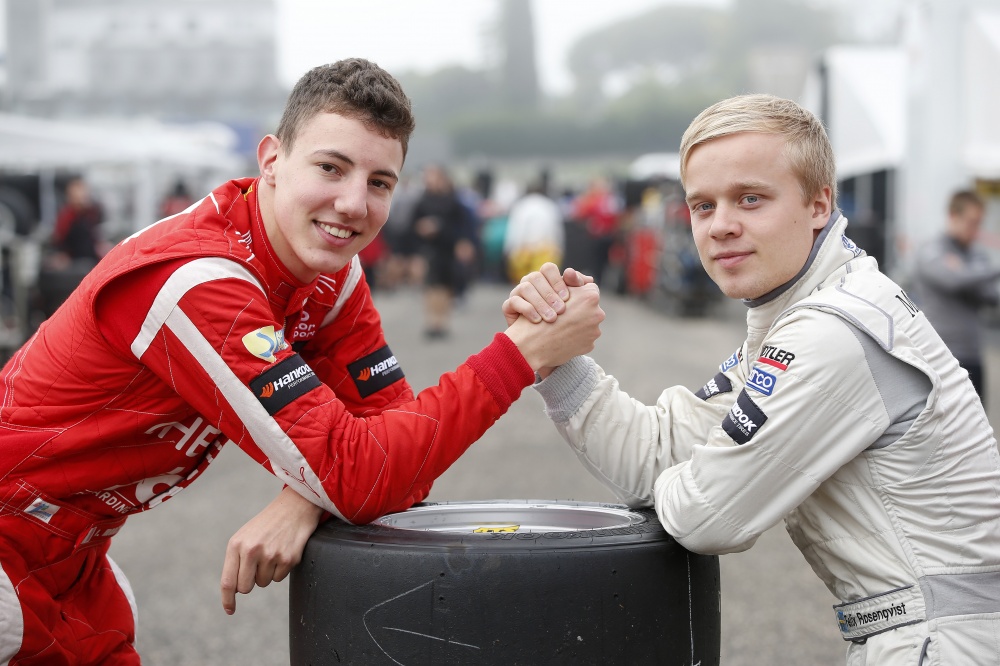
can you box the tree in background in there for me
[398,0,841,161]
[499,0,540,110]
[566,4,725,117]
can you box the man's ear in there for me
[257,135,281,186]
[811,185,833,229]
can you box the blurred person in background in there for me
[409,163,476,339]
[0,58,604,665]
[378,173,421,289]
[503,180,564,284]
[912,189,1000,402]
[41,177,110,317]
[356,216,391,287]
[476,197,509,284]
[572,175,620,286]
[160,179,196,218]
[453,181,484,304]
[511,94,1000,666]
[50,176,106,269]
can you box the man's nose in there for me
[334,179,368,219]
[709,205,741,238]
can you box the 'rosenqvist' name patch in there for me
[832,585,924,642]
[250,354,322,415]
[695,372,733,401]
[722,390,767,444]
[348,345,405,398]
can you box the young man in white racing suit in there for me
[508,94,1000,665]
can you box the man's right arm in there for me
[96,257,602,525]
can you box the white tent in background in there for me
[628,152,681,181]
[0,113,248,237]
[802,46,907,181]
[0,114,249,354]
[0,114,242,170]
[801,0,1000,273]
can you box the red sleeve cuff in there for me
[466,332,535,411]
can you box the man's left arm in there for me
[303,268,413,396]
[296,264,434,503]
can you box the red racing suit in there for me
[0,177,533,664]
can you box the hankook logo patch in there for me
[250,354,321,415]
[348,345,405,398]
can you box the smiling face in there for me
[256,111,404,282]
[684,132,832,300]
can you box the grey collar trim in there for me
[744,210,841,309]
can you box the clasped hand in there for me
[502,263,604,375]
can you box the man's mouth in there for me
[318,221,355,239]
[713,251,751,268]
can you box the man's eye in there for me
[692,202,713,212]
[319,163,339,174]
[742,195,759,205]
[370,179,390,190]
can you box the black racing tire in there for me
[289,500,720,665]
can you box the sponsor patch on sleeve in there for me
[746,366,777,396]
[250,354,322,415]
[757,344,795,371]
[719,348,742,372]
[694,372,734,401]
[348,345,405,398]
[722,390,768,445]
[242,325,287,363]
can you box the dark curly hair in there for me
[275,58,416,159]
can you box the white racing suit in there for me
[535,213,1000,665]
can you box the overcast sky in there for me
[276,0,727,95]
[0,0,905,95]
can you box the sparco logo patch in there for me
[747,366,777,396]
[695,372,733,401]
[757,345,795,371]
[250,354,321,415]
[242,325,287,363]
[722,390,767,445]
[347,345,405,398]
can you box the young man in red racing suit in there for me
[0,59,604,665]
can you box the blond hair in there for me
[679,94,837,206]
